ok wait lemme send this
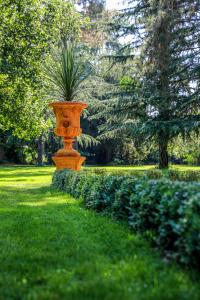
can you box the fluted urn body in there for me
[49,102,88,171]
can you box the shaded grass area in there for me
[0,166,200,300]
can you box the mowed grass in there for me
[85,164,200,172]
[0,166,200,300]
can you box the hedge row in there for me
[85,168,200,182]
[52,170,200,269]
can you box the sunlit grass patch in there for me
[0,166,200,299]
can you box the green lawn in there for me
[85,164,200,171]
[0,166,200,300]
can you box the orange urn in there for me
[49,102,88,171]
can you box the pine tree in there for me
[77,0,105,19]
[100,0,200,168]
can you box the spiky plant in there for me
[44,43,92,102]
[44,43,100,148]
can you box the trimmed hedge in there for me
[85,167,200,182]
[52,170,200,268]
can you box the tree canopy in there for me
[94,0,200,168]
[0,0,199,167]
[0,0,85,139]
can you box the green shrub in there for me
[175,193,200,265]
[168,169,200,181]
[84,175,106,210]
[85,167,200,182]
[113,177,137,219]
[80,174,98,203]
[52,169,200,269]
[129,180,200,264]
[129,180,164,232]
[52,169,70,190]
[100,175,126,215]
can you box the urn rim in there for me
[49,101,88,109]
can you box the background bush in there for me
[52,170,200,269]
[84,168,200,182]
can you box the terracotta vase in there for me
[49,102,88,171]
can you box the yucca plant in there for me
[44,43,92,102]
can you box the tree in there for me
[169,134,200,165]
[0,0,84,139]
[77,0,105,19]
[0,0,87,164]
[100,0,200,168]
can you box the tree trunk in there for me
[0,131,6,163]
[158,137,169,169]
[156,0,171,169]
[37,133,44,166]
[197,155,200,166]
[0,146,5,162]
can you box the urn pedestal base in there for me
[52,156,86,171]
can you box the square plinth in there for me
[52,156,86,171]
